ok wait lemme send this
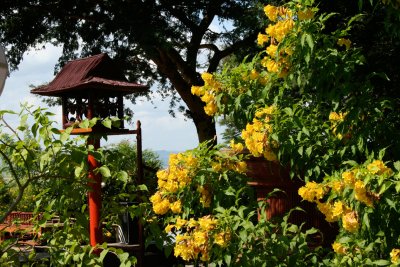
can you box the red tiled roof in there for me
[31,53,148,96]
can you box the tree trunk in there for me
[192,110,217,143]
[151,48,217,144]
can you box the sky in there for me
[0,44,224,152]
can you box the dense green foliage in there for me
[0,105,162,266]
[149,0,400,266]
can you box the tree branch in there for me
[199,44,220,53]
[207,29,259,73]
[0,146,22,189]
[160,2,198,32]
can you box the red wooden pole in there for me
[136,120,144,267]
[88,138,103,247]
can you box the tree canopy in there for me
[0,0,263,143]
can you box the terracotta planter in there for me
[245,157,337,247]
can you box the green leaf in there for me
[75,166,83,177]
[371,259,390,266]
[98,166,111,178]
[283,107,293,116]
[306,147,312,157]
[363,212,370,229]
[102,118,112,129]
[99,249,108,262]
[89,118,98,127]
[79,120,90,129]
[239,230,247,241]
[117,171,128,183]
[31,123,39,137]
[395,182,400,193]
[137,184,148,191]
[385,198,397,210]
[305,34,314,52]
[394,161,400,172]
[224,254,232,266]
[298,146,304,156]
[302,127,310,136]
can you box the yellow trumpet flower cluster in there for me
[337,38,352,50]
[332,242,346,255]
[329,111,350,140]
[391,248,400,264]
[242,105,278,161]
[299,160,394,233]
[210,140,247,175]
[298,181,327,202]
[165,215,230,262]
[259,5,302,78]
[150,151,199,215]
[367,160,393,176]
[150,145,249,214]
[191,72,221,116]
[317,200,359,232]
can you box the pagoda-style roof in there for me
[31,53,149,96]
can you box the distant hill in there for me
[154,150,179,167]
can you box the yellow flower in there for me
[212,162,222,172]
[230,140,244,153]
[153,198,171,215]
[255,105,276,117]
[331,181,344,193]
[170,200,182,214]
[201,72,213,85]
[249,69,259,80]
[174,234,195,261]
[354,180,373,207]
[242,106,278,159]
[164,180,179,193]
[342,210,359,233]
[150,191,163,204]
[317,201,337,222]
[259,75,269,85]
[264,5,278,21]
[337,38,351,50]
[342,171,355,186]
[214,231,231,247]
[165,224,174,233]
[198,186,212,207]
[367,160,393,176]
[329,111,346,122]
[175,217,187,230]
[298,181,326,202]
[257,33,269,46]
[235,161,247,173]
[298,9,314,20]
[266,59,279,73]
[390,248,400,264]
[204,102,218,116]
[266,44,278,57]
[332,201,345,218]
[193,230,208,247]
[332,242,346,255]
[200,91,214,103]
[191,85,204,96]
[198,216,217,231]
[266,20,294,43]
[187,218,198,228]
[263,149,277,162]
